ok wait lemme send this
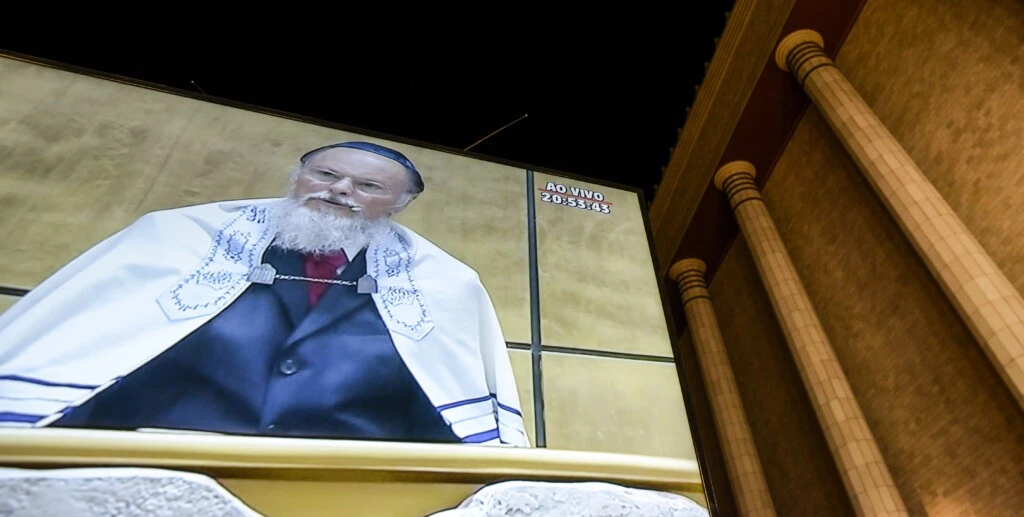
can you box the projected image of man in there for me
[0,142,528,448]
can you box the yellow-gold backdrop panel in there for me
[0,55,530,343]
[507,349,536,446]
[533,171,672,357]
[541,352,696,459]
[0,295,17,315]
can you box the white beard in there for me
[269,197,392,255]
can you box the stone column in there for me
[670,258,777,517]
[715,161,907,517]
[775,29,1024,409]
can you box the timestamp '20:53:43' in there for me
[539,192,611,214]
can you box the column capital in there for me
[714,161,757,192]
[669,258,707,282]
[775,30,825,72]
[670,258,710,304]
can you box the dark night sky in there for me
[0,7,733,201]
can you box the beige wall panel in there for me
[0,295,18,315]
[0,56,530,343]
[708,1,1024,514]
[828,1,1024,514]
[542,352,695,459]
[507,349,535,446]
[534,172,671,357]
[754,107,1024,517]
[834,0,1024,298]
[710,240,856,517]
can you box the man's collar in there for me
[342,245,363,262]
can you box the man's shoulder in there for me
[134,198,281,225]
[395,224,481,283]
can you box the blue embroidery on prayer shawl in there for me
[371,230,433,339]
[157,206,273,320]
[383,249,401,278]
[221,231,251,263]
[197,270,235,289]
[382,287,416,305]
[156,205,432,337]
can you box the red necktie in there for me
[303,251,349,307]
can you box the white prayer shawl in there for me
[0,198,529,447]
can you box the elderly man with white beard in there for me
[0,141,529,447]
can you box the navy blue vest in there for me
[55,245,459,444]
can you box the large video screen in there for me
[0,54,699,470]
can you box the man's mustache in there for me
[304,193,363,210]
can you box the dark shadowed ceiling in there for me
[1,8,733,202]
